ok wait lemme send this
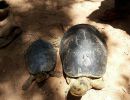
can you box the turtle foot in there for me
[91,78,105,90]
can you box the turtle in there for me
[22,39,62,90]
[60,24,107,96]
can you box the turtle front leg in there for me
[49,71,62,78]
[22,75,35,91]
[90,78,105,90]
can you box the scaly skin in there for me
[67,77,104,96]
[68,77,92,96]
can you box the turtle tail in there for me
[22,75,35,91]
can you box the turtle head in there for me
[69,77,92,96]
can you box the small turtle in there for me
[60,24,107,96]
[22,39,61,90]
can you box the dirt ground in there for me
[0,0,130,100]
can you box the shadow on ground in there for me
[88,0,130,35]
[88,0,130,96]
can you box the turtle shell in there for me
[60,24,107,78]
[25,39,56,75]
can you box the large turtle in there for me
[22,39,61,90]
[60,24,107,96]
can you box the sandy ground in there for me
[0,0,130,100]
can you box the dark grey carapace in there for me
[60,24,107,96]
[22,39,60,90]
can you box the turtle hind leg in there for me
[22,75,35,91]
[90,78,105,90]
[49,71,62,78]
